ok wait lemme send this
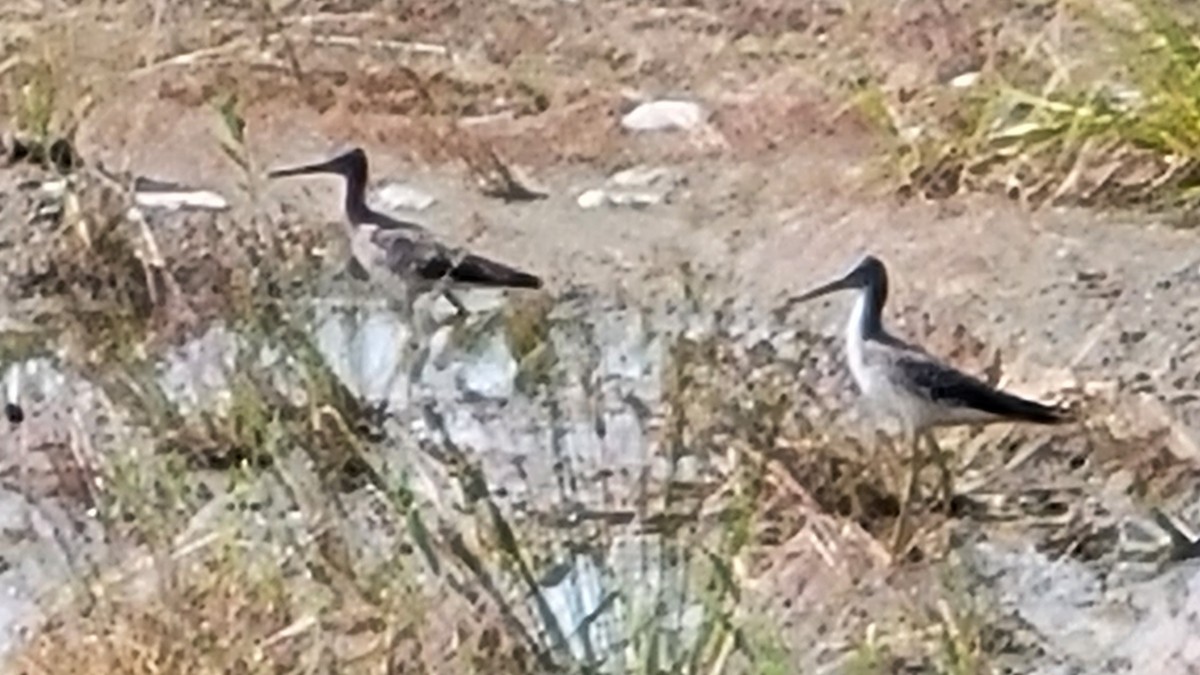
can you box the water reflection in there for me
[1,286,724,667]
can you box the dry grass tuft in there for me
[15,557,298,675]
[8,540,507,675]
[866,0,1200,213]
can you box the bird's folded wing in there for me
[372,228,457,281]
[370,228,542,288]
[893,356,996,407]
[449,253,542,288]
[892,355,1066,424]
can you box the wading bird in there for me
[268,147,542,313]
[268,147,543,399]
[789,255,1071,554]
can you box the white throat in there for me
[845,290,870,393]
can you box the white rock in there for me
[36,179,67,198]
[577,165,681,210]
[373,182,436,212]
[576,189,608,209]
[134,189,229,212]
[620,100,705,132]
[605,191,663,208]
[576,188,666,210]
[948,71,980,89]
[609,165,675,188]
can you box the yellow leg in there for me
[443,289,469,317]
[890,431,924,556]
[926,432,954,514]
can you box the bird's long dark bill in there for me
[792,271,859,303]
[267,158,340,179]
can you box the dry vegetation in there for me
[864,0,1200,213]
[2,0,1200,673]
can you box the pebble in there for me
[948,71,981,89]
[575,188,666,210]
[576,189,608,210]
[133,177,229,212]
[605,191,664,209]
[609,166,675,189]
[134,189,229,212]
[620,100,706,132]
[576,165,681,211]
[373,182,436,212]
[34,179,67,198]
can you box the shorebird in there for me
[267,147,542,312]
[268,147,543,399]
[790,255,1071,553]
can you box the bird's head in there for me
[267,147,368,181]
[791,254,889,304]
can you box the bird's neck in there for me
[846,286,886,390]
[342,168,370,223]
[849,283,886,340]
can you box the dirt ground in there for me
[61,0,1197,424]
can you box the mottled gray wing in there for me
[893,355,1065,424]
[369,227,456,282]
[368,227,543,289]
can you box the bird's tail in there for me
[992,389,1074,425]
[451,254,543,289]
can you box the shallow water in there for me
[0,284,735,668]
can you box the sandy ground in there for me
[75,88,1200,406]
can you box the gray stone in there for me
[373,182,436,212]
[620,100,705,132]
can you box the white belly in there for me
[845,295,1001,432]
[845,294,941,433]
